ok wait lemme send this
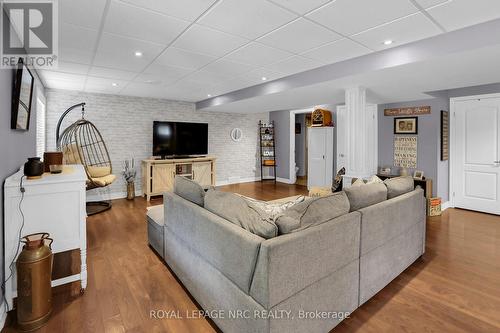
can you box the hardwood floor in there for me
[3,182,500,332]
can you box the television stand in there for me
[142,156,216,201]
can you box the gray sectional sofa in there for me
[148,176,426,333]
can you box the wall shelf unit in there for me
[259,121,277,182]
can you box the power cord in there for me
[1,175,26,313]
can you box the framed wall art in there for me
[394,117,418,134]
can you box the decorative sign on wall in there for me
[394,136,418,168]
[441,110,449,161]
[384,106,431,116]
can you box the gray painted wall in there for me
[378,97,449,200]
[294,114,306,177]
[0,68,40,309]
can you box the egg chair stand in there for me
[56,102,116,216]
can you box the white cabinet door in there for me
[308,127,333,188]
[452,97,500,215]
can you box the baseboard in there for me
[441,201,451,211]
[86,189,142,202]
[215,176,260,186]
[276,177,294,184]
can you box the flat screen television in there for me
[153,121,208,158]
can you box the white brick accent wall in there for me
[45,89,269,199]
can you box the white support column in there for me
[339,87,378,186]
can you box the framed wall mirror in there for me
[11,59,34,131]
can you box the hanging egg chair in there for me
[56,103,116,215]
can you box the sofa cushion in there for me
[174,176,205,206]
[384,176,414,199]
[146,205,164,226]
[204,190,278,239]
[275,192,350,234]
[344,182,387,212]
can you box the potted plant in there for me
[122,159,136,200]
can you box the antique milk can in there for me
[16,233,53,331]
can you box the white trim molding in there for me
[441,201,451,211]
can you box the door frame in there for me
[289,108,314,184]
[449,92,500,209]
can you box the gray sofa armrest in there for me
[249,212,361,309]
[164,192,263,293]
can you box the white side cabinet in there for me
[308,127,334,189]
[4,164,87,309]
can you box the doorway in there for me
[450,93,500,215]
[294,113,312,186]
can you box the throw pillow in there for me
[344,182,387,212]
[332,167,345,192]
[351,178,366,187]
[308,186,332,197]
[384,176,414,199]
[241,195,306,221]
[275,192,350,234]
[204,190,278,239]
[174,176,205,206]
[367,175,383,184]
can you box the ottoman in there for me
[146,205,164,256]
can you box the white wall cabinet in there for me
[307,127,334,188]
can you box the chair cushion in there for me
[88,166,111,178]
[174,176,205,206]
[344,182,387,212]
[275,192,350,234]
[204,190,278,239]
[90,174,116,187]
[384,176,414,199]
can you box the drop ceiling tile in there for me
[38,70,87,83]
[88,66,138,81]
[198,0,297,39]
[155,47,217,70]
[352,13,441,51]
[264,56,324,76]
[104,1,190,45]
[203,59,256,77]
[120,0,217,21]
[85,76,128,94]
[414,0,449,9]
[140,63,192,85]
[301,39,371,64]
[162,81,209,102]
[427,0,500,32]
[59,0,107,30]
[269,0,331,14]
[56,61,90,75]
[59,23,99,64]
[94,33,165,72]
[258,18,342,54]
[183,70,233,86]
[306,0,418,36]
[245,68,285,82]
[44,79,85,91]
[225,42,293,67]
[172,24,249,57]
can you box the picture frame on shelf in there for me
[413,170,424,180]
[379,167,392,176]
[394,117,418,134]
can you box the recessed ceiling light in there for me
[261,77,267,81]
[383,40,393,45]
[207,94,212,97]
[111,82,118,87]
[134,51,143,57]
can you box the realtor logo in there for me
[1,0,58,68]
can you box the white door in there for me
[452,96,500,215]
[308,127,333,188]
[336,105,347,172]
